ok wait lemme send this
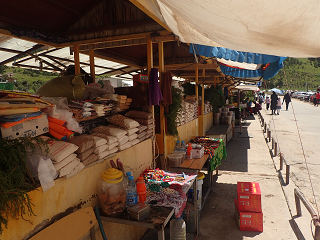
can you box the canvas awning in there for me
[189,44,286,80]
[233,85,259,91]
[131,0,320,58]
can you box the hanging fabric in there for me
[148,68,163,106]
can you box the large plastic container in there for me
[99,168,126,216]
[172,151,186,163]
[168,154,182,167]
[170,215,186,240]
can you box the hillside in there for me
[264,58,320,91]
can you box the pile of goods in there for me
[125,110,155,141]
[193,137,221,159]
[176,99,198,127]
[140,168,197,215]
[203,100,213,114]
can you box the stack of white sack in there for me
[35,137,84,179]
[68,135,99,167]
[90,133,119,160]
[106,114,141,148]
[125,110,154,141]
[93,104,105,117]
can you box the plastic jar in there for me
[99,168,126,216]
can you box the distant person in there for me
[271,91,278,115]
[276,97,282,115]
[253,101,262,114]
[265,96,271,110]
[316,91,320,107]
[313,93,318,106]
[282,91,291,110]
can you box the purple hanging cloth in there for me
[149,68,163,106]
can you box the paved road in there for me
[261,97,320,213]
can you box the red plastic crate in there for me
[234,199,263,232]
[237,182,262,213]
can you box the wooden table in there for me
[100,206,174,240]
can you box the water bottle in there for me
[174,140,180,151]
[180,140,186,152]
[170,215,186,240]
[126,175,138,208]
[124,172,131,186]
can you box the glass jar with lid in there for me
[98,168,126,216]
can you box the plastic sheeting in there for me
[132,0,320,58]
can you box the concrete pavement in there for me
[198,112,311,240]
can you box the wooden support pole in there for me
[274,142,278,156]
[202,70,205,116]
[264,123,267,133]
[268,129,271,142]
[158,41,166,157]
[214,77,217,88]
[272,137,274,150]
[89,49,95,83]
[237,90,240,108]
[73,45,80,75]
[195,63,199,102]
[286,164,290,185]
[280,153,283,170]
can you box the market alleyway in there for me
[142,110,313,240]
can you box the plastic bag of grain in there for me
[108,142,118,150]
[118,141,132,151]
[77,148,94,162]
[92,125,127,140]
[53,153,77,171]
[82,153,99,166]
[129,133,138,141]
[59,158,81,177]
[94,144,109,154]
[118,135,129,145]
[68,135,95,153]
[65,162,85,179]
[98,150,111,160]
[125,110,152,120]
[137,125,147,133]
[92,136,108,147]
[130,138,140,146]
[134,118,154,126]
[109,147,118,154]
[36,139,79,163]
[90,132,117,144]
[107,114,139,129]
[138,131,147,139]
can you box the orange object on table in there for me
[49,129,67,141]
[136,177,147,203]
[48,116,67,127]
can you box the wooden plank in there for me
[158,41,166,157]
[180,158,195,168]
[188,154,209,170]
[30,207,97,240]
[89,49,95,83]
[129,0,172,32]
[195,63,199,102]
[73,45,80,75]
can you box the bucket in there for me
[225,116,232,124]
[221,111,228,116]
[213,116,219,122]
[213,120,219,125]
[188,172,204,210]
[227,111,233,116]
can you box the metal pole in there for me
[264,123,266,133]
[268,129,271,142]
[294,188,317,217]
[274,142,278,156]
[286,164,290,185]
[272,138,274,150]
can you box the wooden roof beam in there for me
[12,63,56,71]
[0,44,44,65]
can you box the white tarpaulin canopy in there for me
[131,0,320,58]
[233,85,259,91]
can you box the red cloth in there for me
[316,93,320,100]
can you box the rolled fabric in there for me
[49,129,67,141]
[48,116,67,127]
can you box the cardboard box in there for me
[191,147,204,159]
[234,199,263,232]
[126,98,132,103]
[237,182,262,212]
[117,95,127,100]
[1,114,49,139]
[133,74,148,86]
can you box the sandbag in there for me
[36,75,86,101]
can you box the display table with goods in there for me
[98,167,199,239]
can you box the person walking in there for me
[276,97,282,115]
[316,91,320,107]
[282,91,291,110]
[271,91,278,115]
[313,93,318,106]
[265,96,271,110]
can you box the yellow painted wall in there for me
[2,139,153,240]
[204,112,213,133]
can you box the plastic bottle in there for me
[174,140,180,151]
[126,175,138,208]
[136,177,147,203]
[187,143,193,159]
[180,140,186,152]
[170,215,186,240]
